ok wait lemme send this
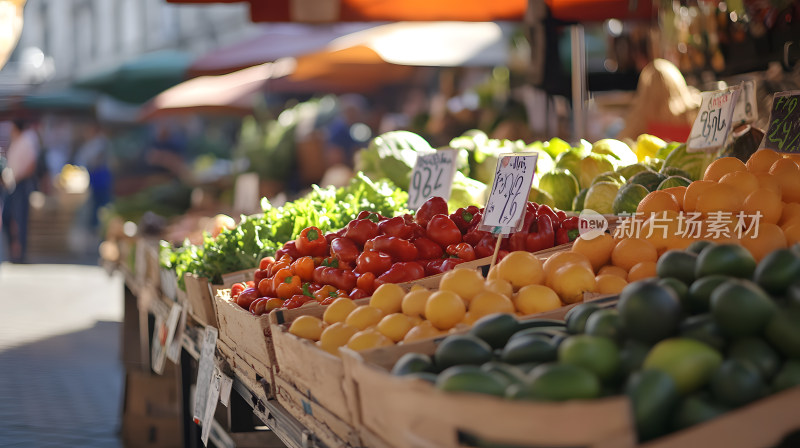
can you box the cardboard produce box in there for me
[182,268,256,328]
[121,368,182,448]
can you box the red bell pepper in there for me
[426,258,468,276]
[259,256,276,270]
[330,237,360,263]
[324,227,347,244]
[536,204,559,224]
[378,216,414,239]
[313,285,339,302]
[296,226,328,257]
[349,288,370,300]
[291,256,315,282]
[311,266,357,292]
[364,235,419,262]
[446,243,477,261]
[376,261,426,284]
[426,214,462,247]
[274,269,302,300]
[284,294,314,310]
[556,216,580,245]
[355,250,393,276]
[413,237,444,260]
[236,287,259,309]
[257,277,274,297]
[556,210,567,222]
[415,196,449,227]
[463,227,489,246]
[249,298,268,316]
[357,211,385,222]
[525,214,555,253]
[475,233,499,258]
[253,269,269,286]
[508,231,529,252]
[345,218,379,247]
[356,272,376,294]
[230,282,246,300]
[275,241,301,260]
[450,206,480,233]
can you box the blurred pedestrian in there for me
[74,121,112,231]
[325,94,371,168]
[1,119,41,263]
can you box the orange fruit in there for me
[402,321,442,343]
[439,268,486,303]
[780,203,800,227]
[628,261,657,282]
[661,186,687,210]
[469,291,515,318]
[571,233,616,272]
[377,313,416,342]
[746,149,782,174]
[739,222,787,262]
[637,190,681,219]
[783,223,800,246]
[703,157,747,182]
[425,290,466,331]
[784,153,800,165]
[611,237,658,271]
[695,183,743,217]
[641,210,684,251]
[550,263,596,304]
[683,180,715,213]
[514,285,562,315]
[754,173,782,195]
[769,158,800,203]
[718,171,760,199]
[347,328,393,351]
[595,274,628,295]
[742,187,783,225]
[288,316,325,341]
[598,265,628,279]
[318,323,359,355]
[495,251,545,289]
[370,283,405,314]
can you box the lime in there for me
[657,278,689,304]
[695,244,756,279]
[678,314,726,352]
[620,339,651,375]
[672,394,729,431]
[772,360,800,393]
[710,359,765,408]
[392,353,434,376]
[480,362,527,386]
[686,275,732,314]
[434,335,493,370]
[764,307,800,358]
[657,250,697,284]
[625,369,679,441]
[618,281,681,344]
[585,308,623,342]
[687,240,715,255]
[643,338,723,395]
[565,303,601,334]
[468,313,520,349]
[521,363,601,401]
[558,334,620,381]
[501,334,557,365]
[710,279,775,338]
[728,337,780,380]
[753,248,800,295]
[436,365,508,396]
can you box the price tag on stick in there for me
[479,153,539,268]
[201,368,222,446]
[760,90,800,153]
[687,87,742,153]
[193,326,218,426]
[407,149,458,210]
[166,303,186,363]
[731,80,758,126]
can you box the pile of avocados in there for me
[391,241,800,442]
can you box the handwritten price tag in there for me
[479,153,538,234]
[201,368,222,446]
[761,91,800,153]
[731,80,758,125]
[407,149,458,210]
[151,314,167,375]
[688,87,741,153]
[166,303,186,363]
[193,326,218,426]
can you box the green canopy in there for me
[74,50,193,104]
[22,88,98,111]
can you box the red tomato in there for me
[236,287,259,310]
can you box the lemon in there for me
[514,284,562,315]
[344,305,384,330]
[288,315,325,341]
[401,288,431,318]
[483,279,514,297]
[495,251,545,288]
[425,290,467,331]
[323,297,358,325]
[635,134,666,162]
[370,283,405,314]
[377,313,415,342]
[402,321,442,343]
[469,291,515,318]
[346,328,394,351]
[544,251,594,279]
[440,268,485,303]
[318,322,358,355]
[551,263,597,304]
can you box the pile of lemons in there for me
[288,250,625,354]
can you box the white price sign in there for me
[192,326,218,426]
[731,80,758,125]
[687,87,742,153]
[201,368,223,446]
[407,149,458,210]
[151,314,167,375]
[479,153,538,234]
[165,303,185,363]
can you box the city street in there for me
[0,263,124,447]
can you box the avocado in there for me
[501,334,558,365]
[468,313,520,349]
[565,303,602,334]
[404,372,438,384]
[480,362,527,386]
[585,308,624,342]
[687,240,715,255]
[558,335,621,381]
[672,393,729,431]
[754,249,800,295]
[626,369,679,441]
[392,353,435,376]
[728,337,780,380]
[657,250,698,284]
[764,307,800,358]
[686,275,732,314]
[620,339,651,375]
[658,278,689,304]
[679,314,726,352]
[508,327,569,343]
[710,359,765,407]
[618,281,681,344]
[772,360,800,393]
[710,279,775,338]
[520,363,601,401]
[436,365,508,396]
[643,338,723,395]
[695,244,756,279]
[434,335,493,370]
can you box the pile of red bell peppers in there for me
[230,196,580,315]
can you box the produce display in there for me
[389,242,800,442]
[229,197,581,316]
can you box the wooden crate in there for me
[182,268,257,328]
[642,386,800,448]
[341,342,635,448]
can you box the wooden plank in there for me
[183,273,218,328]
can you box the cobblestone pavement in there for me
[0,263,124,447]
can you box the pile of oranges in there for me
[631,149,800,261]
